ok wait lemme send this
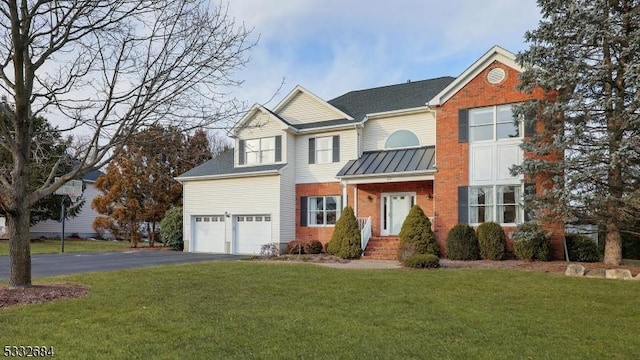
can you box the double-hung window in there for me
[308,196,341,226]
[469,185,522,224]
[315,136,333,164]
[469,104,521,142]
[242,136,280,165]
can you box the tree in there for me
[160,206,184,251]
[515,0,640,265]
[398,205,439,256]
[0,1,253,287]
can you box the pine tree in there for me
[515,0,640,265]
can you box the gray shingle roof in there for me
[328,76,455,122]
[179,149,284,178]
[337,146,436,178]
[83,169,104,182]
[292,118,357,130]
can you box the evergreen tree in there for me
[515,0,640,264]
[398,205,439,256]
[327,206,362,259]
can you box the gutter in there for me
[176,169,281,183]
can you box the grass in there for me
[2,262,640,359]
[0,239,132,256]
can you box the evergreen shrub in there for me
[326,206,362,259]
[160,207,183,251]
[403,253,440,268]
[566,234,600,262]
[397,205,439,259]
[446,224,479,260]
[477,222,506,260]
[512,223,551,261]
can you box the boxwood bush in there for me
[477,222,506,260]
[511,223,551,261]
[566,234,600,262]
[398,205,439,258]
[403,253,440,268]
[446,224,479,260]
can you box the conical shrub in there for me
[326,206,362,259]
[398,205,439,257]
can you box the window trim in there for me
[306,195,342,227]
[468,184,523,226]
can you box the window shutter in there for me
[300,196,308,226]
[308,138,315,164]
[275,135,282,162]
[458,109,469,143]
[238,140,245,165]
[458,186,469,224]
[524,183,536,221]
[524,118,536,137]
[332,135,340,162]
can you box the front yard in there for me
[0,239,138,256]
[1,261,639,359]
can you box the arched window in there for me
[385,130,419,149]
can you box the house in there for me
[27,169,106,239]
[177,46,564,258]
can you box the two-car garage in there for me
[191,214,272,255]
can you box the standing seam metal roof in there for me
[336,146,436,177]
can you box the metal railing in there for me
[357,217,372,253]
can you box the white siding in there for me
[362,111,436,151]
[235,111,286,167]
[182,175,280,252]
[29,184,102,238]
[295,129,358,183]
[278,91,345,125]
[279,165,296,248]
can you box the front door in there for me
[381,193,415,236]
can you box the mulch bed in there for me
[0,284,88,309]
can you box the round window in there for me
[385,130,419,149]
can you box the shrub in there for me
[403,253,440,269]
[326,206,362,259]
[160,207,183,251]
[446,224,479,260]
[304,240,323,254]
[565,234,600,262]
[398,205,439,259]
[260,243,279,257]
[511,223,551,261]
[396,242,417,263]
[477,222,506,260]
[286,240,306,255]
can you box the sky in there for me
[225,0,543,108]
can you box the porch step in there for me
[363,237,400,260]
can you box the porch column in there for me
[341,181,347,212]
[353,184,358,216]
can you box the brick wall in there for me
[434,60,564,258]
[295,182,343,244]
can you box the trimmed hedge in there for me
[446,224,479,260]
[286,240,324,255]
[398,205,439,258]
[512,223,551,261]
[326,206,362,259]
[403,253,440,268]
[160,207,183,251]
[477,222,506,260]
[566,234,600,262]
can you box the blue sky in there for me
[226,0,542,107]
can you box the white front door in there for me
[381,193,415,236]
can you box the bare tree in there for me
[0,0,254,287]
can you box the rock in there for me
[635,273,640,281]
[585,269,606,278]
[565,264,585,277]
[605,269,633,280]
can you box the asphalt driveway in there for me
[0,251,243,281]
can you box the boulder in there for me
[605,269,633,280]
[585,269,606,279]
[565,264,585,277]
[635,273,640,281]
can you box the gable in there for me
[236,108,284,140]
[275,87,350,125]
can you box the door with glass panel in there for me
[381,193,415,236]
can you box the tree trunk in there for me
[603,219,623,265]
[150,222,156,247]
[7,198,32,288]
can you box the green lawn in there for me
[0,239,131,256]
[2,262,639,359]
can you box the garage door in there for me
[234,215,272,255]
[192,215,226,253]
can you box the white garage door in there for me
[192,215,226,253]
[234,215,272,255]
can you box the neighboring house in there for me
[177,46,564,258]
[27,169,105,239]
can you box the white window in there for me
[469,185,522,225]
[245,137,275,165]
[469,105,521,142]
[315,136,333,164]
[308,196,341,226]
